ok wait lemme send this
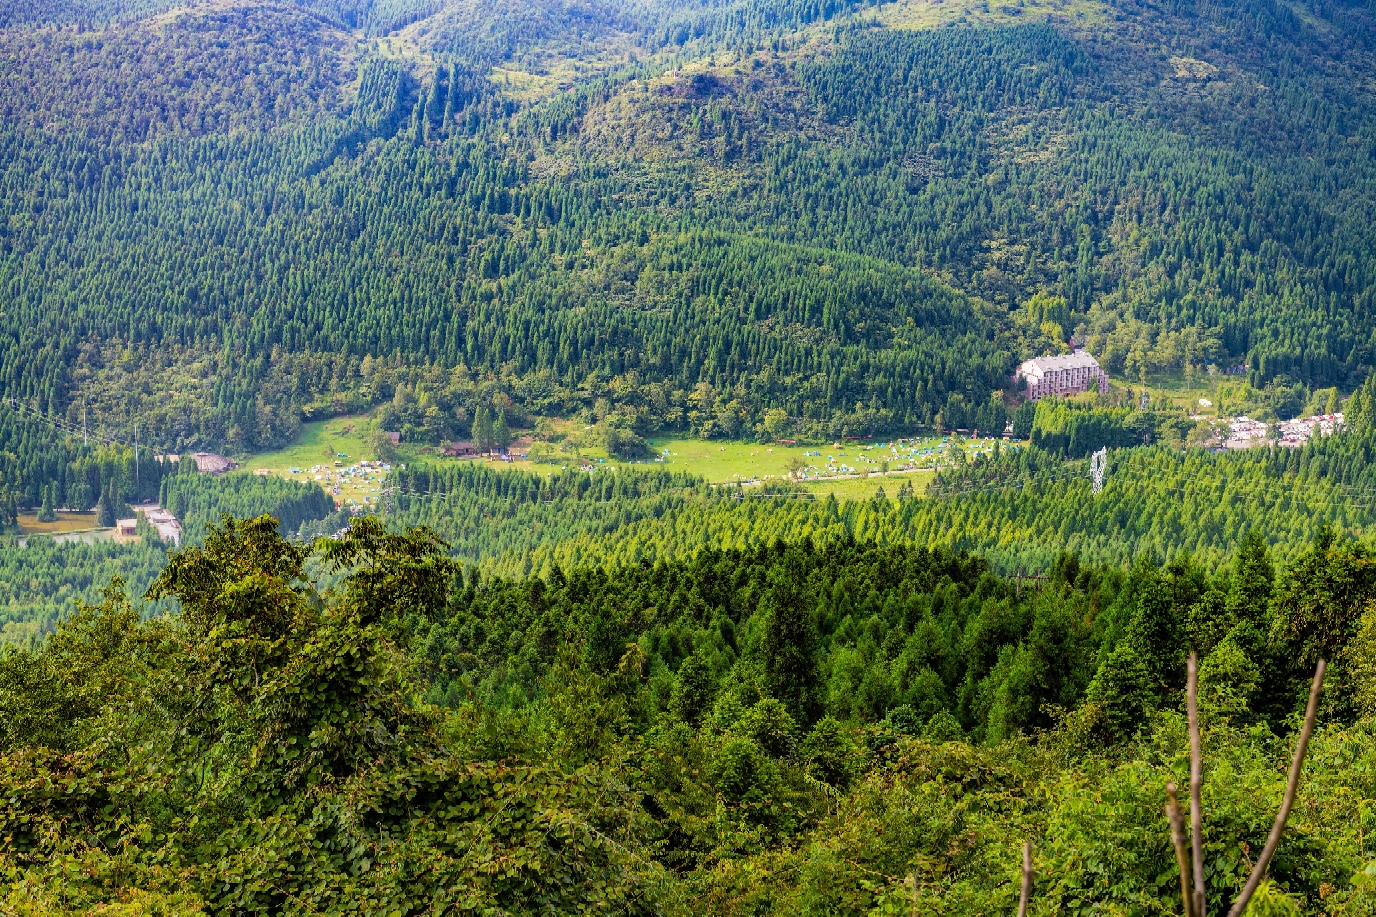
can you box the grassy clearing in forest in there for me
[404,426,1002,501]
[247,410,1002,507]
[644,434,1003,484]
[241,416,385,505]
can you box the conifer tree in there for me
[96,482,116,528]
[760,560,821,725]
[473,406,493,454]
[36,484,56,523]
[670,653,716,726]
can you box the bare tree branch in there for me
[1167,782,1195,917]
[1226,659,1327,917]
[1017,839,1033,917]
[1189,652,1206,917]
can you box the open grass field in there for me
[242,415,387,505]
[246,408,1003,509]
[17,511,102,535]
[1116,372,1227,416]
[395,426,1002,503]
[642,434,1003,484]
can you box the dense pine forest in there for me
[6,0,1376,911]
[0,0,1373,469]
[6,513,1376,913]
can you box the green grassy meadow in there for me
[242,416,387,505]
[244,409,1005,507]
[643,434,1004,483]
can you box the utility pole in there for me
[82,400,87,447]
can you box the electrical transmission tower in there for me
[1090,447,1108,494]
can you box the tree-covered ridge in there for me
[0,85,1009,446]
[0,5,354,141]
[0,0,437,30]
[0,0,1373,492]
[719,18,1376,382]
[0,0,1375,674]
[7,516,1376,912]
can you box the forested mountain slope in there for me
[7,2,1376,902]
[0,0,1373,503]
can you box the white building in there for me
[133,504,183,545]
[1015,351,1110,401]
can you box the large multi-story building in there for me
[1015,351,1110,400]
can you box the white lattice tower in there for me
[1090,447,1108,495]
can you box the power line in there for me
[2,398,134,449]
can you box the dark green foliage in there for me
[1029,399,1158,457]
[0,0,1373,516]
[410,524,1376,912]
[472,404,494,453]
[34,485,54,523]
[0,516,669,911]
[671,651,717,726]
[1082,632,1157,743]
[422,539,1107,740]
[94,479,127,527]
[759,552,822,724]
[1011,400,1037,440]
[774,18,1376,382]
[380,462,715,569]
[0,7,349,138]
[0,408,169,512]
[492,409,510,450]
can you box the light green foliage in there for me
[161,471,335,543]
[0,540,167,645]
